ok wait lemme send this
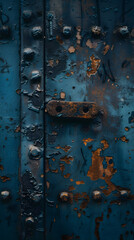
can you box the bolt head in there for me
[29,145,41,160]
[91,26,102,36]
[63,26,72,37]
[59,192,70,202]
[0,190,11,201]
[23,10,33,22]
[31,70,41,84]
[92,190,102,201]
[47,13,53,21]
[32,26,43,39]
[23,48,34,61]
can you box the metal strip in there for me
[20,0,44,238]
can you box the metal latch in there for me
[46,100,103,119]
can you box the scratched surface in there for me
[45,0,134,240]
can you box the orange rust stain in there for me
[68,46,75,53]
[59,163,65,173]
[64,173,71,179]
[60,156,74,164]
[87,148,104,181]
[0,176,10,182]
[69,186,75,191]
[56,36,63,44]
[83,138,94,146]
[62,234,74,240]
[101,139,109,150]
[70,178,74,182]
[87,147,117,195]
[86,39,98,49]
[95,213,103,240]
[125,127,129,131]
[76,181,85,185]
[51,169,58,173]
[56,145,71,152]
[0,165,4,171]
[76,26,82,45]
[103,44,110,55]
[120,136,129,143]
[15,125,20,133]
[87,55,101,78]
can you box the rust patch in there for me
[83,138,94,146]
[56,36,63,45]
[86,39,98,49]
[87,55,101,78]
[69,186,75,191]
[68,46,75,53]
[59,163,65,173]
[64,173,71,179]
[56,145,71,152]
[76,181,85,185]
[62,235,73,240]
[120,136,129,143]
[0,176,10,182]
[76,26,82,45]
[60,156,74,164]
[103,44,110,55]
[87,141,117,195]
[101,139,109,150]
[95,213,103,240]
[0,165,4,171]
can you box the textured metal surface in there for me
[45,0,134,240]
[0,0,134,239]
[46,100,102,119]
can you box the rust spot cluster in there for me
[87,54,101,77]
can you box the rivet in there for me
[32,26,43,39]
[92,190,102,201]
[25,217,34,223]
[59,192,70,202]
[29,145,41,160]
[63,26,72,38]
[23,48,35,61]
[30,70,41,84]
[0,190,11,201]
[115,26,129,37]
[47,13,53,21]
[0,26,11,39]
[119,190,129,199]
[23,10,33,22]
[91,26,102,36]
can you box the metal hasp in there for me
[46,100,103,119]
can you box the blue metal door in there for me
[0,0,134,239]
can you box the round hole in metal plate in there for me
[56,105,62,112]
[83,106,89,113]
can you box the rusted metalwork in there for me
[46,100,102,119]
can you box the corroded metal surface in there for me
[46,100,103,119]
[45,0,134,240]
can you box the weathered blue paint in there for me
[0,0,134,239]
[45,0,134,240]
[0,1,20,239]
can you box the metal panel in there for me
[0,1,20,239]
[20,0,44,239]
[45,0,134,240]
